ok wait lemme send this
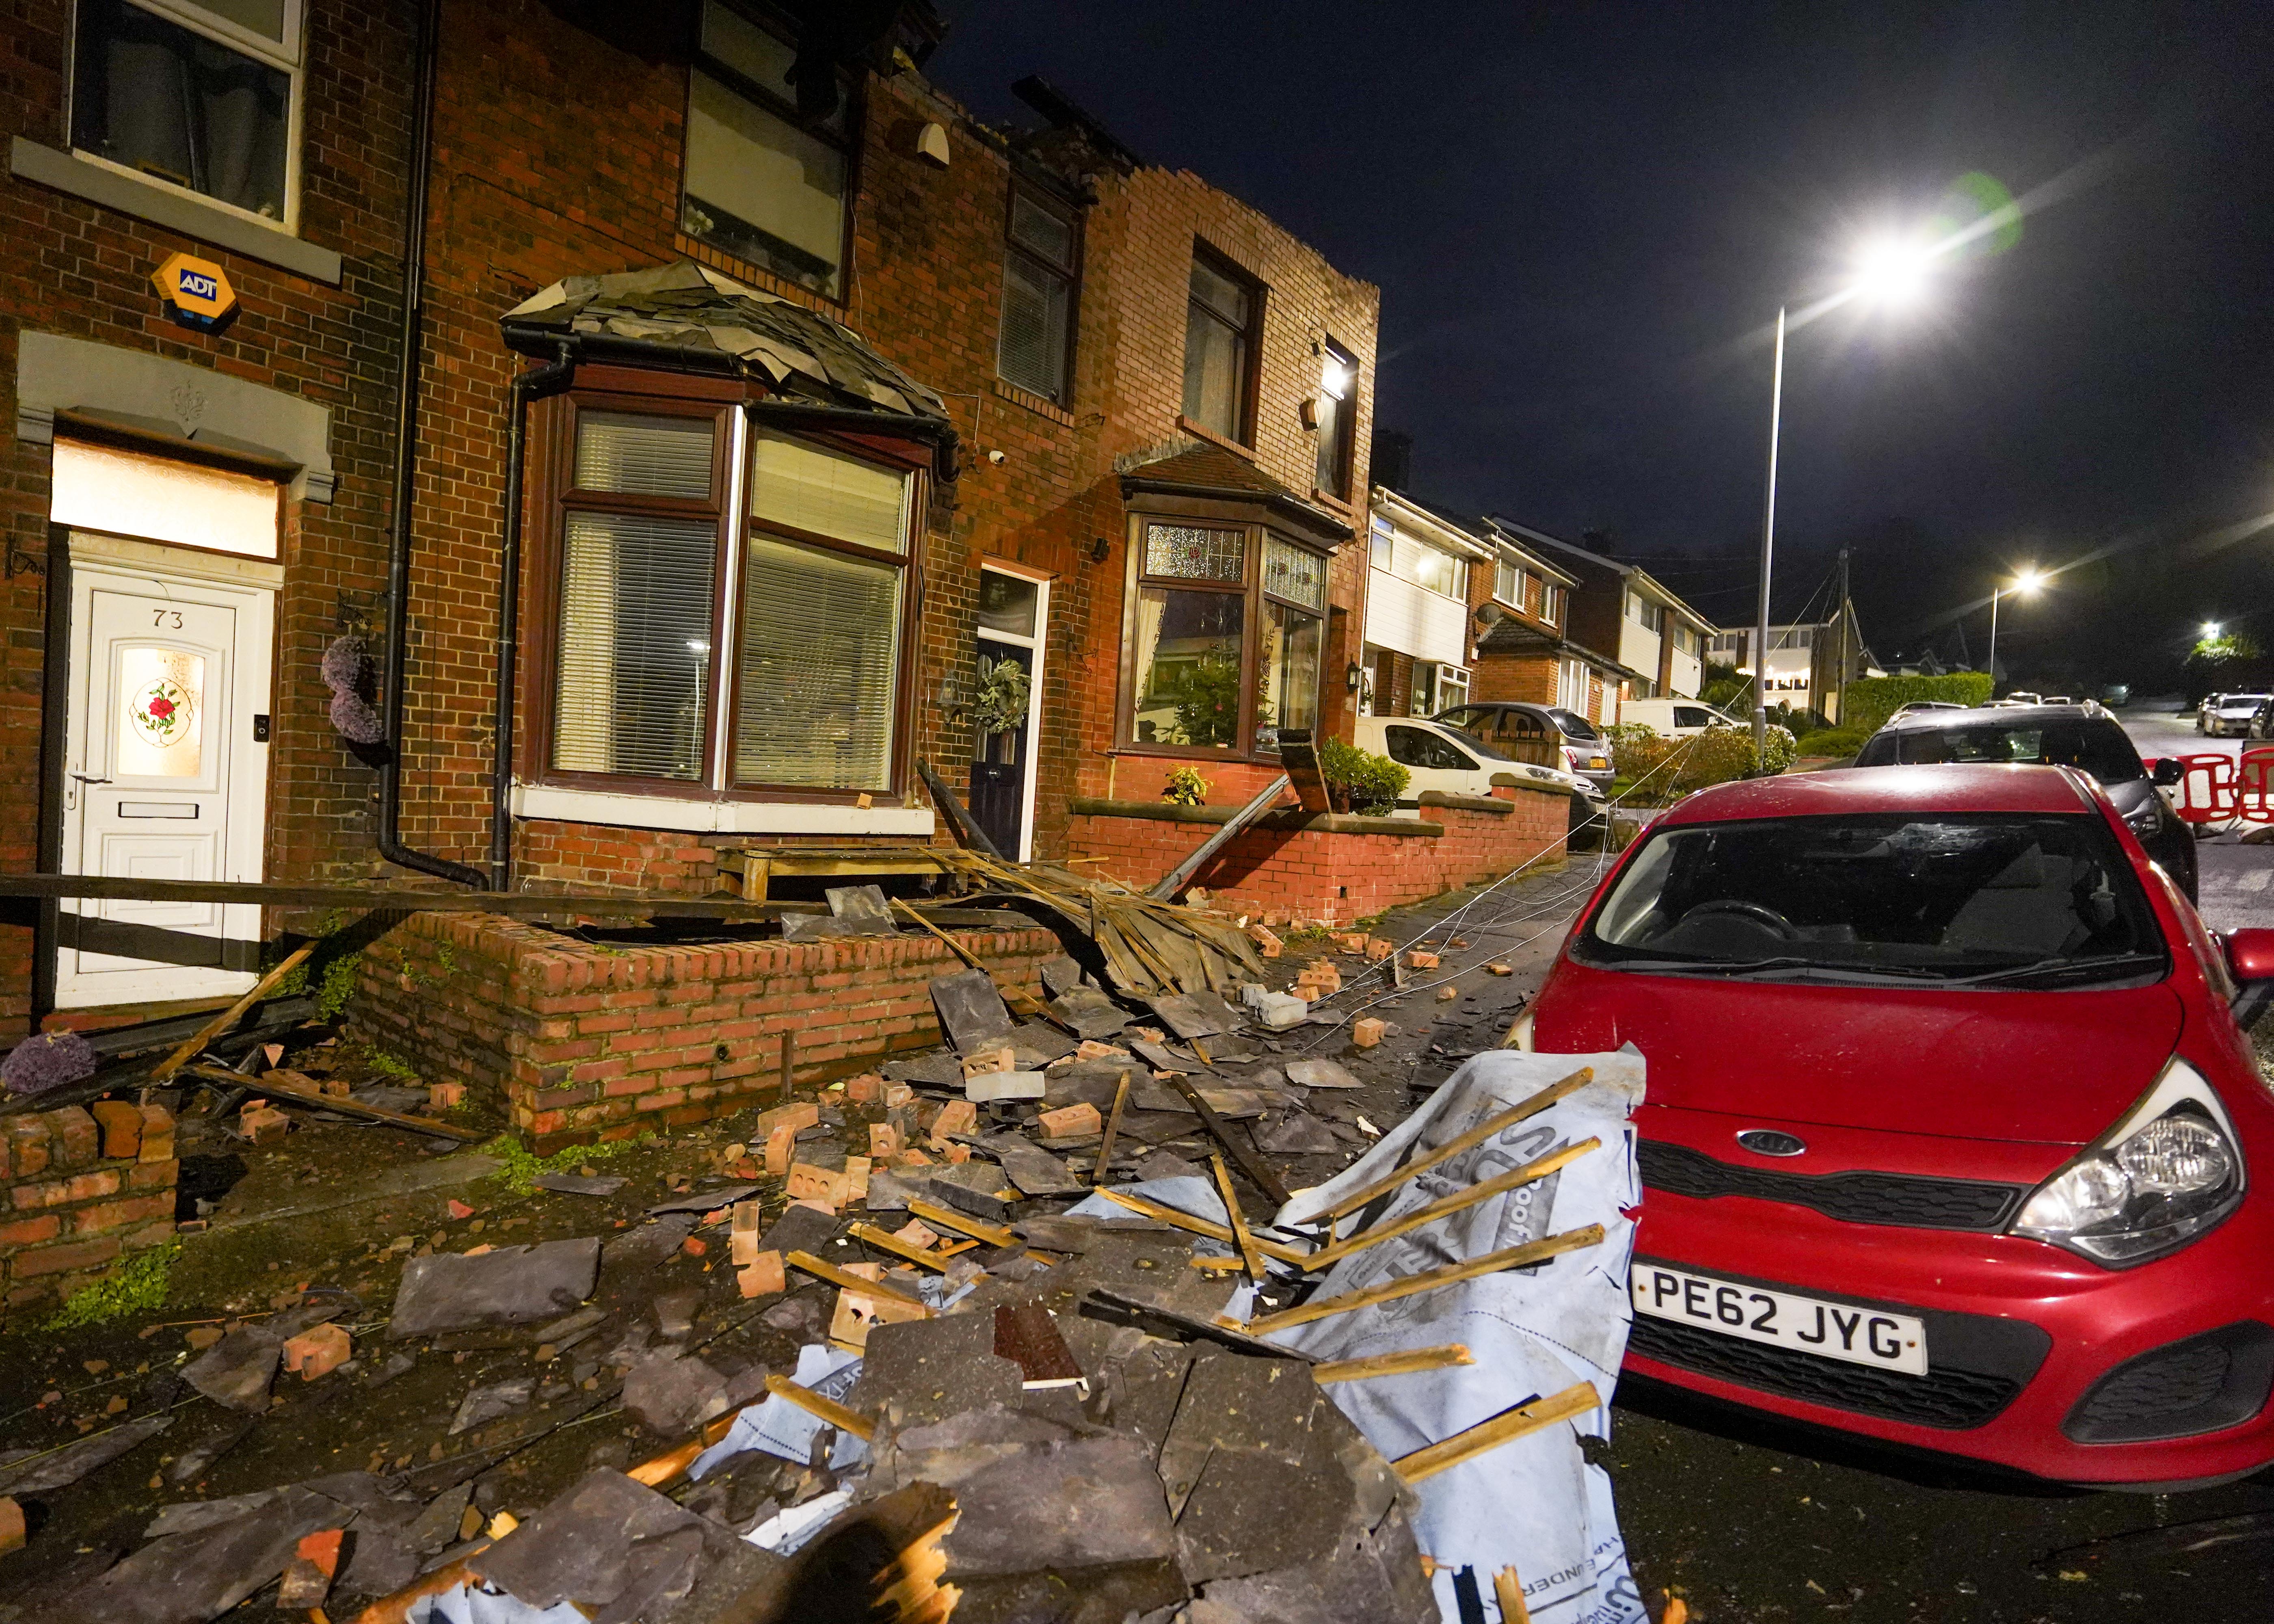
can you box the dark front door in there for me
[969,635,1032,858]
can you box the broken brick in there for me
[845,1072,884,1104]
[240,1105,290,1145]
[753,1100,820,1139]
[89,1101,141,1160]
[1406,950,1440,970]
[882,1082,915,1109]
[282,1322,352,1381]
[869,1121,904,1159]
[763,1124,797,1175]
[681,1237,707,1258]
[1487,962,1513,976]
[730,1229,761,1266]
[737,1250,785,1298]
[1436,986,1459,1001]
[730,1200,762,1233]
[891,1218,940,1250]
[0,1496,21,1554]
[1352,1017,1387,1049]
[959,1045,1016,1079]
[1037,1102,1102,1139]
[428,1082,466,1110]
[927,1099,978,1146]
[845,1156,872,1203]
[447,1199,474,1220]
[1365,938,1394,961]
[1245,922,1284,959]
[1074,1040,1128,1062]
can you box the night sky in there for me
[932,2,2274,692]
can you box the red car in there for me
[1517,764,2274,1488]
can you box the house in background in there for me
[1710,598,1878,723]
[1355,488,1494,717]
[1458,520,1632,725]
[1472,521,1710,719]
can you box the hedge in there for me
[1839,673,1993,734]
[1607,723,1797,802]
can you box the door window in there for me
[116,646,205,777]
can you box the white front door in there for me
[56,553,272,1008]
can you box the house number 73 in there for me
[151,609,184,628]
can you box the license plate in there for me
[1588,756,1608,769]
[1630,1266,1928,1376]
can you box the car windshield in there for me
[1546,708,1599,741]
[2219,694,2269,710]
[1575,813,2166,987]
[1857,720,2144,784]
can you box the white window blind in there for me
[999,252,1070,400]
[575,411,713,497]
[734,536,900,790]
[750,430,907,553]
[554,511,718,780]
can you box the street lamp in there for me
[2203,621,2222,639]
[1987,567,2044,689]
[1750,234,1940,756]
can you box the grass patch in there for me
[487,1133,655,1196]
[361,1047,420,1084]
[46,1239,181,1330]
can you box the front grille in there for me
[1639,1140,2027,1232]
[1626,1256,2052,1431]
[1629,1316,2023,1429]
[2063,1322,2274,1443]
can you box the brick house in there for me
[1459,519,1630,727]
[0,0,1387,1034]
[1480,520,1714,712]
[1353,486,1493,720]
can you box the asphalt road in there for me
[2113,701,2274,933]
[1366,769,2274,1624]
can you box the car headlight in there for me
[2010,1059,2246,1266]
[2123,796,2164,838]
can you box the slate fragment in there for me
[182,1302,343,1414]
[1284,1059,1362,1090]
[825,883,895,927]
[54,1484,350,1624]
[0,1412,172,1495]
[882,1050,966,1088]
[931,969,1017,1053]
[390,1237,600,1337]
[476,1468,736,1624]
[984,1136,1084,1197]
[1049,985,1128,1039]
[756,1202,840,1258]
[1038,955,1088,998]
[849,1313,1022,1427]
[1254,1111,1340,1155]
[622,1349,731,1437]
[447,1376,535,1435]
[532,1172,627,1196]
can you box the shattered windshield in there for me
[1576,814,2167,986]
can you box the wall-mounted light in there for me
[1089,536,1110,564]
[1345,662,1364,691]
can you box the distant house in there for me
[1710,599,1878,723]
[1355,488,1495,717]
[1481,523,1716,711]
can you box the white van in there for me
[1617,698,1741,737]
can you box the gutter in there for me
[376,0,486,890]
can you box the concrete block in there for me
[966,1072,1046,1104]
[1254,992,1309,1030]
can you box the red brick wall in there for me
[1068,784,1571,925]
[0,0,421,1024]
[1471,655,1561,706]
[350,910,1061,1154]
[0,1103,177,1318]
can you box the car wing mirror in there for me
[2226,928,2274,983]
[2150,758,2183,786]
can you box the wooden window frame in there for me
[997,178,1082,405]
[680,0,860,303]
[1312,337,1359,504]
[1114,499,1331,764]
[525,365,927,806]
[1180,242,1264,447]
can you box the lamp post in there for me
[1986,567,2044,691]
[1750,235,1937,758]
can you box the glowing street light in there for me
[2203,621,2222,639]
[1987,567,2044,688]
[1749,234,1944,755]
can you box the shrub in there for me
[1795,726,1871,759]
[1840,674,1993,734]
[47,1239,180,1330]
[1318,738,1409,816]
[1609,722,1798,801]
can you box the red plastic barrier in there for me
[2172,753,2237,825]
[2237,747,2274,824]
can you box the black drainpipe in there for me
[489,342,578,890]
[377,0,486,889]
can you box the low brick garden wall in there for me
[350,913,1061,1154]
[1067,781,1573,925]
[1,1103,177,1316]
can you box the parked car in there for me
[1885,700,1970,722]
[2249,698,2274,742]
[1852,704,2196,899]
[1619,698,1744,738]
[1432,701,1615,791]
[1514,763,2274,1488]
[1352,715,1605,827]
[2201,693,2271,738]
[2004,691,2043,706]
[2195,694,2225,733]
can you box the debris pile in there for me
[0,880,1646,1623]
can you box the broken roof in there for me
[501,260,950,423]
[1118,442,1354,542]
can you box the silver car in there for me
[2205,693,2270,737]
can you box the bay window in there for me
[542,388,919,801]
[1123,519,1330,758]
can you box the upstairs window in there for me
[1313,341,1357,500]
[1628,593,1664,634]
[683,1,849,297]
[1370,519,1468,600]
[1182,249,1260,443]
[1543,584,1566,626]
[71,0,302,225]
[998,186,1079,402]
[1494,550,1532,610]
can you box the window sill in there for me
[674,233,843,312]
[992,378,1075,426]
[11,139,342,284]
[1310,488,1355,516]
[512,782,935,837]
[1176,416,1258,462]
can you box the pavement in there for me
[1373,772,2274,1624]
